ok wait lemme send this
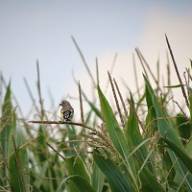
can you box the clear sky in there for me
[0,0,192,117]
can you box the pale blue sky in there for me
[0,0,192,116]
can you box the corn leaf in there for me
[144,76,182,148]
[97,86,128,158]
[66,175,95,192]
[0,83,16,185]
[91,162,105,192]
[93,150,131,192]
[162,137,192,174]
[65,156,90,183]
[9,136,29,192]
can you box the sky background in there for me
[0,0,192,118]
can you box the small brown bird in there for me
[59,100,74,122]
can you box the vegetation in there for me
[1,36,192,191]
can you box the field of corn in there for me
[1,36,192,192]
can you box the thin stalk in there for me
[165,34,189,107]
[78,82,84,124]
[136,48,159,86]
[36,60,45,119]
[108,72,124,127]
[23,77,39,113]
[29,120,96,132]
[46,142,65,160]
[113,78,128,117]
[71,36,96,87]
[105,53,118,92]
[132,53,141,98]
[96,57,99,86]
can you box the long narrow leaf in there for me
[93,150,131,192]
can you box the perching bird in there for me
[59,100,74,122]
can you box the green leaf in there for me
[186,138,192,157]
[97,86,128,158]
[93,150,131,192]
[176,114,192,144]
[162,137,192,174]
[144,76,182,148]
[125,95,145,151]
[36,125,49,162]
[82,91,103,120]
[139,168,164,192]
[0,83,16,184]
[65,156,90,183]
[144,76,192,189]
[67,175,95,192]
[187,86,192,119]
[9,136,29,192]
[0,83,16,157]
[91,162,105,192]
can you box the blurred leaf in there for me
[9,136,29,192]
[66,175,95,192]
[37,125,49,162]
[0,83,16,157]
[82,92,103,120]
[0,83,16,185]
[186,138,192,158]
[164,84,184,88]
[176,114,192,144]
[85,109,93,124]
[93,150,131,192]
[65,156,90,183]
[91,162,105,192]
[139,168,164,192]
[161,137,192,174]
[188,87,192,120]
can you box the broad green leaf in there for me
[125,95,155,186]
[162,137,192,174]
[125,95,146,155]
[93,150,131,192]
[144,76,192,189]
[9,137,29,192]
[37,125,49,162]
[139,168,164,192]
[0,83,16,184]
[91,162,105,192]
[97,86,128,158]
[65,156,90,183]
[144,76,182,148]
[66,175,95,192]
[0,83,16,157]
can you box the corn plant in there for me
[1,36,192,192]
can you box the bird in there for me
[59,100,74,122]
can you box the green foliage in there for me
[93,150,131,192]
[97,86,129,159]
[9,136,29,192]
[2,50,192,192]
